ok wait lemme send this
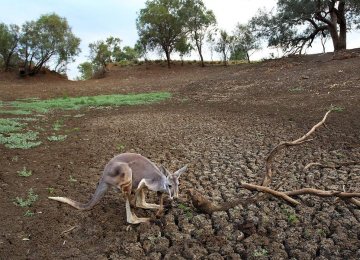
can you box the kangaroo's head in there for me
[159,165,187,199]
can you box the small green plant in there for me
[287,214,299,224]
[281,206,299,224]
[47,187,55,194]
[253,247,268,257]
[47,135,67,142]
[317,228,327,237]
[178,203,193,219]
[288,87,303,92]
[117,144,126,152]
[65,127,80,133]
[52,120,64,131]
[12,156,19,162]
[14,188,38,207]
[24,210,35,217]
[17,167,32,177]
[69,175,77,183]
[329,105,345,112]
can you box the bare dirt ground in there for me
[1,52,360,259]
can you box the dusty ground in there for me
[0,52,360,259]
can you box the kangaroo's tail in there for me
[49,181,109,210]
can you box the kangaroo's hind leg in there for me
[135,179,161,209]
[113,163,149,224]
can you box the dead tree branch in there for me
[262,110,331,187]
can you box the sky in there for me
[1,0,360,79]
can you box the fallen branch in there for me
[187,188,260,214]
[262,110,331,187]
[284,188,360,198]
[304,161,359,170]
[241,183,300,206]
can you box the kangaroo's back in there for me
[106,153,164,189]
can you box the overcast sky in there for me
[1,0,360,79]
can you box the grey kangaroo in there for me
[49,153,187,224]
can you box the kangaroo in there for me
[49,153,187,224]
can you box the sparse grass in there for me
[8,92,171,113]
[281,206,299,225]
[317,228,327,237]
[329,105,345,112]
[65,127,80,133]
[289,87,304,92]
[0,109,32,115]
[117,144,126,152]
[24,210,35,217]
[17,167,32,177]
[253,247,268,257]
[178,203,193,219]
[47,135,67,142]
[14,188,38,207]
[69,175,77,183]
[287,214,299,224]
[52,119,63,131]
[47,187,55,194]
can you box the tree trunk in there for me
[222,49,227,66]
[337,1,347,50]
[195,39,205,67]
[246,52,250,63]
[328,4,346,51]
[164,47,171,68]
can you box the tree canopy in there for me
[231,23,260,63]
[183,0,216,67]
[137,0,188,68]
[250,0,360,53]
[19,13,80,75]
[0,23,20,71]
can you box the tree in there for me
[250,0,360,53]
[118,46,140,61]
[77,62,94,80]
[175,36,193,65]
[88,37,122,70]
[215,30,235,66]
[0,23,20,71]
[136,0,187,68]
[19,13,80,76]
[182,0,216,67]
[232,23,260,63]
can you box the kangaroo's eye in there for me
[168,184,172,188]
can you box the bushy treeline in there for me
[1,0,359,79]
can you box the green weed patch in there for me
[0,118,26,133]
[0,131,42,149]
[7,92,171,114]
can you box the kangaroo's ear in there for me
[174,165,188,178]
[159,165,169,176]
